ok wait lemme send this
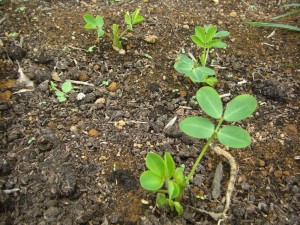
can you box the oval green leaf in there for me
[224,94,257,122]
[83,14,96,26]
[214,31,230,38]
[168,181,180,199]
[194,26,205,43]
[174,202,183,216]
[61,81,72,93]
[196,86,223,119]
[140,171,164,191]
[217,125,251,148]
[146,152,166,177]
[213,41,227,48]
[174,167,185,187]
[197,67,215,76]
[179,116,215,139]
[95,15,104,28]
[189,68,207,83]
[205,26,217,43]
[156,193,168,208]
[164,152,175,179]
[206,77,218,86]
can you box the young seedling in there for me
[140,86,257,215]
[174,25,229,86]
[49,81,73,102]
[83,8,144,50]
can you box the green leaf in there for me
[95,15,104,28]
[272,9,300,20]
[97,29,105,38]
[179,116,214,139]
[217,125,251,148]
[55,90,64,97]
[214,30,230,38]
[145,152,166,177]
[207,39,222,48]
[168,181,180,199]
[206,77,218,86]
[156,193,168,208]
[196,86,223,119]
[205,26,217,43]
[199,53,206,67]
[224,94,257,122]
[197,67,215,76]
[191,35,205,48]
[194,26,205,43]
[173,167,185,187]
[83,14,96,28]
[112,24,119,36]
[61,81,72,93]
[213,41,227,48]
[164,152,175,179]
[140,171,164,191]
[174,202,183,216]
[57,96,66,102]
[245,21,300,32]
[125,12,131,25]
[174,55,194,75]
[84,23,97,29]
[189,68,207,83]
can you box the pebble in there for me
[283,124,298,135]
[182,24,189,29]
[0,90,12,100]
[241,181,251,191]
[144,35,158,44]
[88,129,99,137]
[79,71,89,81]
[274,170,283,178]
[259,159,266,167]
[107,82,118,92]
[292,185,299,194]
[95,98,105,104]
[229,11,237,17]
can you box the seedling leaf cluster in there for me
[83,8,144,50]
[174,25,229,86]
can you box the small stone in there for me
[261,171,268,177]
[241,182,251,191]
[93,64,100,71]
[259,160,266,167]
[88,129,99,137]
[95,98,105,104]
[51,71,61,81]
[182,24,189,29]
[274,170,283,178]
[283,171,290,177]
[229,11,237,17]
[79,71,89,81]
[292,185,299,194]
[70,125,77,132]
[119,49,126,55]
[107,82,118,92]
[0,90,12,100]
[283,124,298,135]
[144,35,158,44]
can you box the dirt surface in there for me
[0,0,299,224]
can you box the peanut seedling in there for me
[140,86,257,215]
[174,25,229,86]
[83,8,144,50]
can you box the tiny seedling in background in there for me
[49,81,73,102]
[174,25,229,86]
[140,86,257,215]
[83,8,144,50]
[15,7,27,12]
[87,45,96,52]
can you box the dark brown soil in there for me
[0,0,299,224]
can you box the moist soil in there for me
[0,0,299,224]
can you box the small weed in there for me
[15,7,27,12]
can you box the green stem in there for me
[156,189,168,194]
[186,117,224,182]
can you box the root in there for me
[189,146,238,224]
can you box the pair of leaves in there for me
[140,152,179,191]
[174,54,216,85]
[125,8,144,31]
[112,24,122,49]
[83,14,105,38]
[179,87,257,148]
[191,26,229,49]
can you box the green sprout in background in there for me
[174,25,229,86]
[49,81,73,102]
[83,8,144,50]
[140,86,257,215]
[245,4,300,32]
